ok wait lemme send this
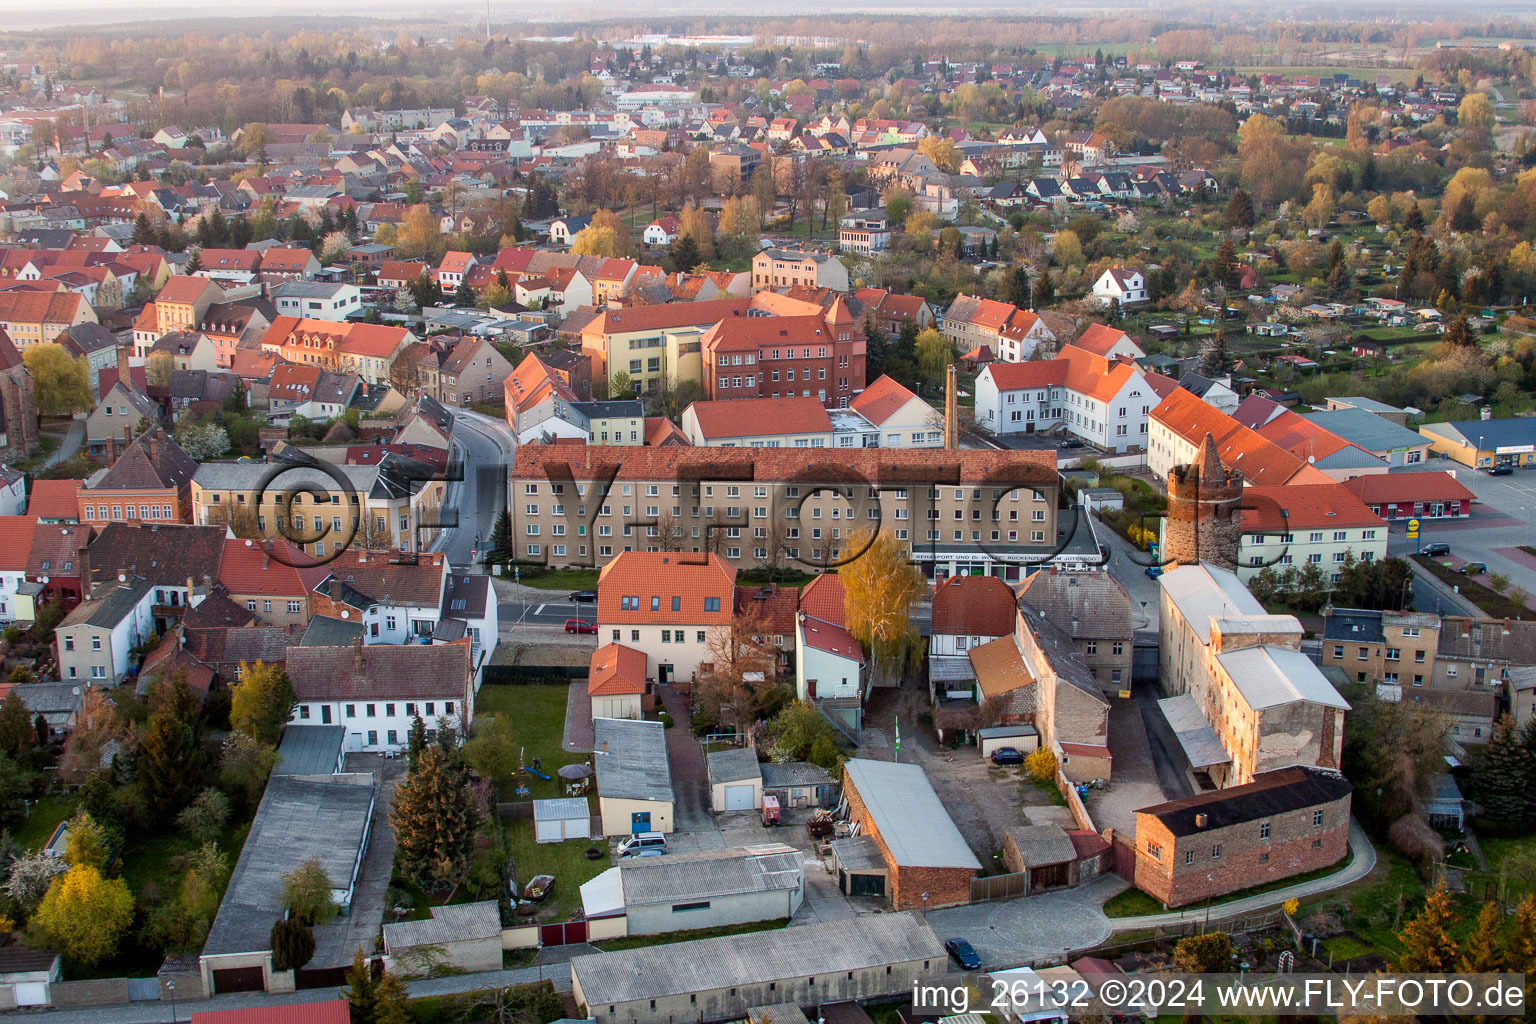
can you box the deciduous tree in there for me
[21,344,92,416]
[839,529,924,682]
[30,864,133,966]
[230,661,297,746]
[282,856,338,926]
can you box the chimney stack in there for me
[115,344,132,390]
[353,633,364,674]
[944,363,959,450]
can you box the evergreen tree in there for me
[1200,327,1233,377]
[1223,188,1255,229]
[670,234,701,274]
[1213,239,1237,288]
[1442,314,1477,349]
[184,248,202,275]
[1033,267,1055,307]
[344,947,379,1021]
[1472,715,1533,826]
[454,278,475,307]
[490,507,513,562]
[1006,265,1031,309]
[137,712,202,816]
[132,212,156,246]
[1449,193,1479,233]
[1404,203,1426,232]
[0,691,32,761]
[390,745,482,889]
[270,917,315,972]
[1458,901,1505,972]
[407,715,428,768]
[1395,886,1460,972]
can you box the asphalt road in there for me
[499,598,594,627]
[430,409,517,571]
[1382,462,1536,600]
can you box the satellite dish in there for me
[40,576,48,585]
[340,610,350,619]
[71,688,80,697]
[118,573,127,582]
[245,539,253,547]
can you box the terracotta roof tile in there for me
[1341,472,1475,505]
[218,537,331,596]
[848,375,919,427]
[596,552,735,625]
[931,575,1016,637]
[588,643,647,696]
[1239,484,1384,531]
[797,574,846,627]
[685,396,830,439]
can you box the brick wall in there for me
[843,769,975,910]
[1133,789,1351,908]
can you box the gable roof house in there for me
[285,639,474,752]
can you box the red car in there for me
[564,619,597,635]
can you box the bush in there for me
[1387,813,1444,872]
[1025,746,1057,784]
[657,711,674,729]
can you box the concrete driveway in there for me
[1083,689,1180,839]
[924,874,1124,968]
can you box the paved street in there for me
[431,409,516,571]
[1385,463,1536,600]
[925,875,1122,968]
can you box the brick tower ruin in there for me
[1163,432,1242,569]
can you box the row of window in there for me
[524,482,1049,504]
[618,595,722,613]
[1252,530,1379,544]
[296,699,455,722]
[83,503,173,521]
[1146,812,1328,861]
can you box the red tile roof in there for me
[513,443,1056,487]
[849,374,919,426]
[588,643,648,696]
[1341,471,1476,505]
[218,537,331,596]
[984,360,1067,390]
[1239,484,1383,531]
[582,297,750,339]
[190,997,351,1024]
[1072,323,1136,357]
[156,275,220,305]
[931,575,1016,637]
[801,614,862,660]
[798,574,846,628]
[1151,388,1332,486]
[596,552,736,625]
[0,516,38,571]
[27,479,81,520]
[686,396,830,439]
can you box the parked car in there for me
[564,619,597,634]
[1145,566,1165,579]
[1487,465,1514,476]
[1458,562,1487,575]
[945,937,982,970]
[989,747,1025,766]
[1421,542,1450,557]
[617,832,668,857]
[569,590,598,603]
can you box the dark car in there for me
[1487,465,1514,476]
[1458,562,1488,575]
[1421,542,1450,557]
[564,619,597,634]
[945,937,982,970]
[569,590,598,603]
[1145,566,1165,579]
[990,747,1025,766]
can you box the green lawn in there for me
[505,822,606,924]
[15,794,77,850]
[1322,934,1376,960]
[474,684,586,798]
[512,568,601,592]
[1103,886,1165,918]
[593,917,786,951]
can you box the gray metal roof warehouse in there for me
[593,717,673,803]
[570,911,944,1006]
[842,759,980,869]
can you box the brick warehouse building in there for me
[1133,766,1352,907]
[838,758,979,909]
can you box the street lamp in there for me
[167,979,176,1023]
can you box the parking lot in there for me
[1386,462,1536,597]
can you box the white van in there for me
[617,831,667,857]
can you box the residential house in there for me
[1014,569,1133,692]
[77,427,199,526]
[272,282,362,322]
[942,295,1054,363]
[595,552,736,685]
[588,643,648,721]
[974,343,1153,453]
[750,249,849,293]
[1238,484,1387,584]
[55,576,157,686]
[285,639,474,750]
[217,537,328,628]
[0,291,96,350]
[83,521,227,632]
[927,574,1017,710]
[1091,268,1148,308]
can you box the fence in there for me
[1055,762,1097,834]
[970,871,1029,903]
[482,665,588,685]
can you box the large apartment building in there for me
[1158,562,1348,788]
[974,343,1154,453]
[509,444,1076,581]
[699,298,866,409]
